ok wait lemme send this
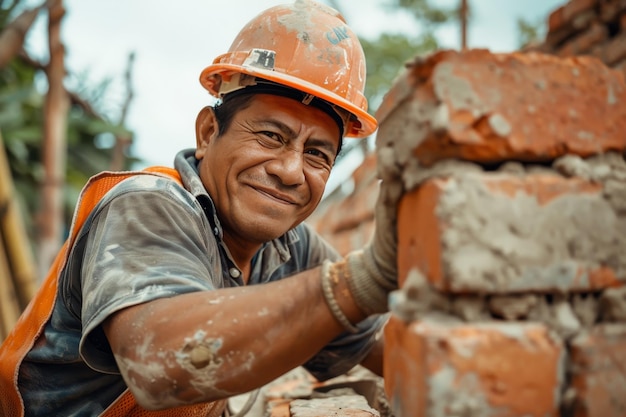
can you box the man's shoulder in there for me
[97,170,193,206]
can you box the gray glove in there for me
[320,148,402,330]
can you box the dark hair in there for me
[212,92,256,138]
[212,91,344,156]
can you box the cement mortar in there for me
[428,366,495,417]
[488,294,538,320]
[437,165,626,293]
[599,287,626,321]
[379,95,626,297]
[290,395,380,417]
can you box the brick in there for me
[384,315,564,417]
[375,49,626,167]
[308,154,377,247]
[600,0,626,22]
[568,324,626,417]
[548,0,597,32]
[289,396,378,416]
[557,23,608,56]
[320,221,374,256]
[269,400,292,417]
[397,171,625,293]
[592,33,626,65]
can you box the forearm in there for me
[359,326,385,377]
[104,265,367,409]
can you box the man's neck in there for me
[222,236,263,285]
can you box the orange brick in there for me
[321,221,374,256]
[375,49,626,166]
[289,397,378,416]
[308,153,379,255]
[384,315,564,417]
[600,0,626,22]
[591,33,626,65]
[397,171,625,293]
[548,0,598,32]
[557,23,608,56]
[569,324,626,417]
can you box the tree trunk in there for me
[0,4,45,69]
[110,52,135,171]
[0,134,39,309]
[460,0,469,50]
[38,0,69,276]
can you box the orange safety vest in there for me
[0,167,226,417]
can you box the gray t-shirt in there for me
[18,150,385,416]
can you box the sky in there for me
[22,0,565,190]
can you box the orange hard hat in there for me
[199,0,377,138]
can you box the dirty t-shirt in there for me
[18,149,386,416]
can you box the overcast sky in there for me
[23,0,565,180]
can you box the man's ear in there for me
[195,106,218,159]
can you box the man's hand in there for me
[321,145,404,329]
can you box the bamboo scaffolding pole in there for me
[0,135,39,308]
[37,0,69,275]
[0,235,21,341]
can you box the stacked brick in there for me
[534,0,626,79]
[308,154,378,256]
[378,49,626,417]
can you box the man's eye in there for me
[257,131,283,147]
[305,149,333,166]
[260,131,280,141]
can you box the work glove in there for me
[320,147,402,332]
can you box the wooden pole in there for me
[38,0,69,275]
[0,4,45,69]
[0,236,21,341]
[460,0,468,50]
[0,136,39,308]
[110,52,135,171]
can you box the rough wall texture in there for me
[380,47,626,417]
[307,1,626,416]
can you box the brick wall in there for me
[379,49,626,417]
[534,0,626,79]
[307,1,626,416]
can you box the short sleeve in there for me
[78,176,221,372]
[304,314,388,381]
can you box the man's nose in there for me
[266,148,305,186]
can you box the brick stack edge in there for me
[378,44,626,417]
[303,1,626,416]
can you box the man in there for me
[0,0,399,415]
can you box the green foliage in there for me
[0,3,137,240]
[359,0,454,114]
[392,0,457,27]
[517,16,542,49]
[361,32,438,110]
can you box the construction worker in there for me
[0,0,399,415]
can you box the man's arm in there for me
[103,264,368,410]
[360,332,384,377]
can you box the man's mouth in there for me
[253,186,298,205]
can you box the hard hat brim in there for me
[200,64,378,139]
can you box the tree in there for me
[517,16,543,49]
[0,0,137,275]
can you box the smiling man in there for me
[0,1,399,416]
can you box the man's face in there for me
[195,94,341,249]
